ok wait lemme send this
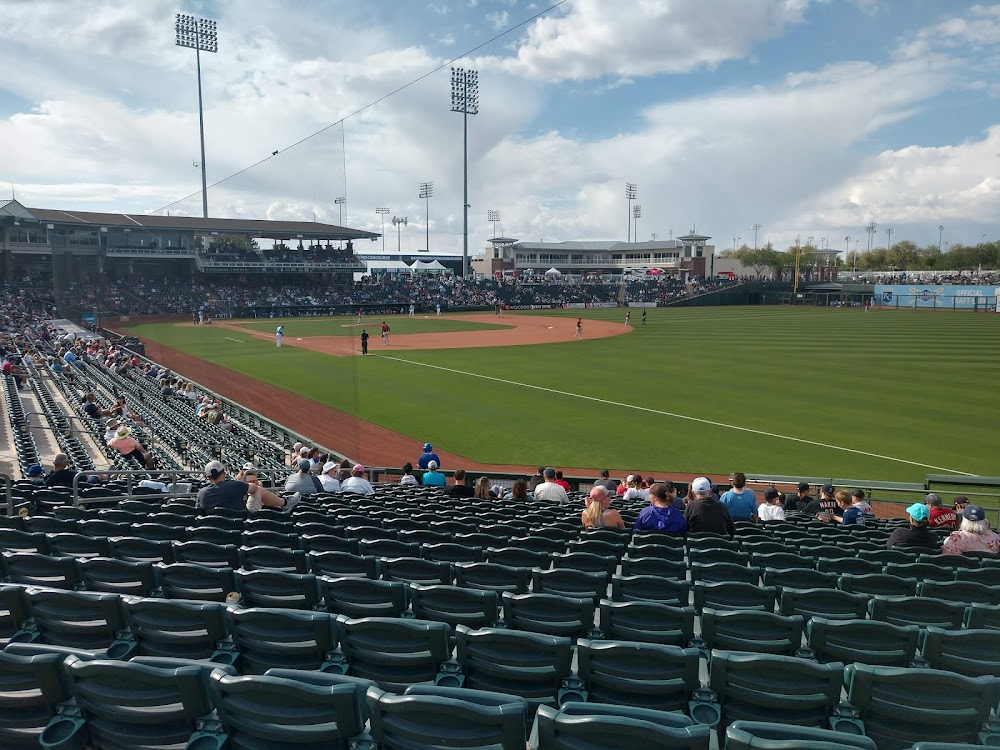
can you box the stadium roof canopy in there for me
[1,200,378,241]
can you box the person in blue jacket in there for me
[634,483,687,535]
[417,442,441,470]
[719,472,759,522]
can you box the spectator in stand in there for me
[582,486,625,529]
[818,484,838,514]
[942,505,1000,556]
[720,472,758,522]
[25,464,45,485]
[319,461,342,493]
[527,467,545,494]
[503,478,533,501]
[925,494,958,529]
[594,469,617,494]
[633,483,686,534]
[44,454,76,488]
[554,470,571,493]
[886,503,939,550]
[1,354,27,389]
[284,460,323,495]
[341,464,374,495]
[473,477,495,501]
[621,475,650,504]
[81,393,113,419]
[824,490,865,526]
[953,496,971,514]
[785,482,815,513]
[417,442,441,470]
[399,462,419,486]
[421,460,446,487]
[851,489,874,516]
[448,469,474,497]
[683,477,735,537]
[198,460,291,512]
[337,458,352,483]
[534,468,570,503]
[758,489,786,522]
[107,426,155,469]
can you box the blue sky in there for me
[0,0,997,255]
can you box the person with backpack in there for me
[633,483,687,534]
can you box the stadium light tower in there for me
[866,221,878,253]
[488,209,500,239]
[334,197,346,226]
[885,227,893,252]
[175,14,218,219]
[938,224,944,253]
[375,208,389,252]
[845,235,853,271]
[392,216,407,253]
[625,183,637,242]
[451,67,479,277]
[751,223,761,251]
[419,182,433,253]
[632,205,641,243]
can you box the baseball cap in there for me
[298,459,311,472]
[691,477,712,494]
[427,460,438,470]
[600,469,610,478]
[797,482,810,492]
[241,462,256,472]
[851,489,866,500]
[625,475,636,484]
[353,464,365,473]
[764,488,781,501]
[423,443,433,451]
[905,503,930,522]
[204,460,225,479]
[26,464,44,477]
[543,467,556,479]
[822,484,835,495]
[322,461,338,473]
[953,495,970,509]
[299,447,310,456]
[963,505,986,522]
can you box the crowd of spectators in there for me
[862,272,998,285]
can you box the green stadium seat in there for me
[837,573,918,597]
[78,557,157,597]
[690,562,761,585]
[0,585,31,648]
[724,720,877,750]
[236,569,321,609]
[226,607,339,674]
[308,551,379,579]
[865,550,918,565]
[963,567,1000,586]
[918,554,980,570]
[421,542,484,563]
[620,556,687,579]
[918,626,1000,678]
[115,598,231,662]
[698,609,805,657]
[454,562,531,594]
[816,558,884,576]
[15,589,126,650]
[487,547,552,568]
[0,648,73,748]
[110,537,175,565]
[171,541,240,568]
[965,603,1000,629]
[3,553,80,589]
[598,598,695,647]
[798,544,854,560]
[867,596,966,630]
[367,685,528,750]
[741,541,791,556]
[186,526,242,546]
[763,567,838,591]
[567,539,626,559]
[47,533,112,559]
[321,577,409,619]
[155,562,238,602]
[692,582,776,613]
[38,656,221,750]
[132,523,188,542]
[551,552,617,577]
[451,626,574,714]
[751,552,816,570]
[533,702,711,750]
[501,592,595,639]
[332,615,451,691]
[191,671,368,749]
[627,541,686,561]
[379,557,453,585]
[241,530,300,549]
[532,568,608,602]
[400,530,453,545]
[779,588,870,622]
[917,580,1000,605]
[883,562,955,583]
[360,539,421,559]
[806,617,919,667]
[573,639,703,714]
[611,574,691,606]
[409,583,499,631]
[239,545,308,573]
[844,663,1000,749]
[299,533,359,554]
[689,548,750,566]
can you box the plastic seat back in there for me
[779,587,870,621]
[763,567,838,591]
[534,702,710,750]
[79,557,157,597]
[688,548,750,566]
[551,552,616,577]
[817,558,884,576]
[240,545,308,573]
[409,584,499,630]
[487,547,552,568]
[241,530,300,550]
[421,543,484,564]
[110,537,175,565]
[3,553,80,590]
[868,596,966,630]
[965,603,1000,630]
[454,626,573,713]
[751,552,816,570]
[576,639,700,713]
[237,569,320,609]
[919,626,1000,678]
[532,568,608,602]
[692,582,776,613]
[308,551,378,579]
[379,557,453,585]
[885,562,956,583]
[690,562,761,585]
[845,663,1000,749]
[918,580,1000,606]
[620,556,686,579]
[172,541,240,569]
[0,649,72,748]
[807,617,919,667]
[47,533,112,559]
[725,720,877,750]
[228,608,338,674]
[23,589,127,650]
[334,615,450,691]
[321,577,409,619]
[122,599,229,661]
[611,574,691,607]
[501,592,594,639]
[918,553,980,569]
[701,609,804,656]
[301,534,360,555]
[155,563,238,602]
[598,599,695,647]
[454,562,530,594]
[838,574,918,597]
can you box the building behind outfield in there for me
[0,199,378,292]
[474,232,717,280]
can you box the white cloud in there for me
[486,10,510,31]
[482,0,811,81]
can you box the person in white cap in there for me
[319,461,342,493]
[421,460,446,487]
[341,464,374,495]
[683,476,735,537]
[198,460,293,513]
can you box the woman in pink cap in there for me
[340,464,374,495]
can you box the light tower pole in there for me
[488,210,500,239]
[175,13,218,219]
[451,67,479,277]
[625,183,637,242]
[334,196,345,225]
[375,208,389,252]
[751,223,761,251]
[419,182,433,253]
[866,221,878,253]
[845,236,852,271]
[885,227,893,252]
[938,224,944,253]
[392,216,407,253]
[632,205,641,243]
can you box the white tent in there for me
[544,267,562,276]
[410,259,448,274]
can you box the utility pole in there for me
[419,182,433,253]
[625,183,637,242]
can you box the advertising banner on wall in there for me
[874,285,999,310]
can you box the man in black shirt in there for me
[44,454,76,488]
[683,476,736,537]
[197,460,291,513]
[594,470,617,494]
[818,484,839,514]
[886,503,940,550]
[527,467,546,494]
[448,469,475,497]
[784,482,814,512]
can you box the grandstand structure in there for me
[0,198,377,295]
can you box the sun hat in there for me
[116,426,131,438]
[322,461,338,473]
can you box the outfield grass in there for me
[238,315,512,337]
[129,307,1000,482]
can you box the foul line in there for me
[223,337,245,344]
[380,355,974,476]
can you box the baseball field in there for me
[125,306,1000,483]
